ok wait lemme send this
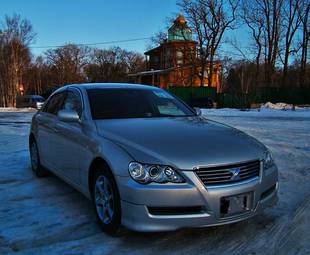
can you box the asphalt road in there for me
[0,111,309,255]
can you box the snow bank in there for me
[201,106,310,118]
[0,107,36,112]
[261,102,308,110]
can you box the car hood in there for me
[95,116,266,170]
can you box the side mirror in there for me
[57,109,80,123]
[193,107,202,116]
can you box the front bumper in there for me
[116,165,278,232]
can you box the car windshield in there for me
[87,88,195,120]
[34,98,45,102]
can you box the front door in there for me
[37,92,66,169]
[52,89,86,184]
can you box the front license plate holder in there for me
[220,192,253,218]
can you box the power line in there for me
[28,36,251,60]
[29,37,153,49]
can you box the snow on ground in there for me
[202,106,310,118]
[0,108,36,113]
[0,109,309,254]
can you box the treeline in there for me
[1,0,309,107]
[0,15,145,107]
[0,15,33,107]
[26,44,145,98]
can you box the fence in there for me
[216,93,260,108]
[217,88,310,108]
[257,87,310,105]
[169,86,310,108]
[168,86,217,104]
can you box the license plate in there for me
[220,192,253,218]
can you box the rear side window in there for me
[43,92,66,115]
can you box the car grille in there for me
[195,160,260,186]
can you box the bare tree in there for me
[85,47,145,83]
[0,14,35,107]
[279,0,302,85]
[121,50,146,74]
[240,0,284,87]
[298,0,309,87]
[178,0,238,87]
[44,44,90,86]
[22,47,145,95]
[147,31,167,50]
[262,0,284,86]
[23,56,46,95]
[240,0,265,85]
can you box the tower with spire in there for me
[168,15,192,41]
[129,15,221,91]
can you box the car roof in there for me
[65,83,160,91]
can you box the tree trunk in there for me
[299,3,309,88]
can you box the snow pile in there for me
[262,102,295,110]
[0,107,36,112]
[201,106,310,118]
[261,102,310,110]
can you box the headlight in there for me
[128,162,185,184]
[263,151,274,169]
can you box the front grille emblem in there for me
[195,160,259,185]
[229,168,241,180]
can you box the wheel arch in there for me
[88,157,114,196]
[29,133,36,147]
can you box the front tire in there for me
[29,139,48,177]
[92,168,122,235]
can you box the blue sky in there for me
[0,0,247,58]
[0,0,179,55]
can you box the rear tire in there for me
[29,139,49,177]
[92,167,122,235]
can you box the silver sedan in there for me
[29,83,278,235]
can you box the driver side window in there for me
[43,92,66,115]
[61,91,82,117]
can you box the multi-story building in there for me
[129,15,221,91]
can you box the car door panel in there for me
[36,92,66,171]
[50,89,85,184]
[53,121,88,184]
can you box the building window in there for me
[176,50,183,65]
[165,48,171,68]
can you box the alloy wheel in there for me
[94,175,115,224]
